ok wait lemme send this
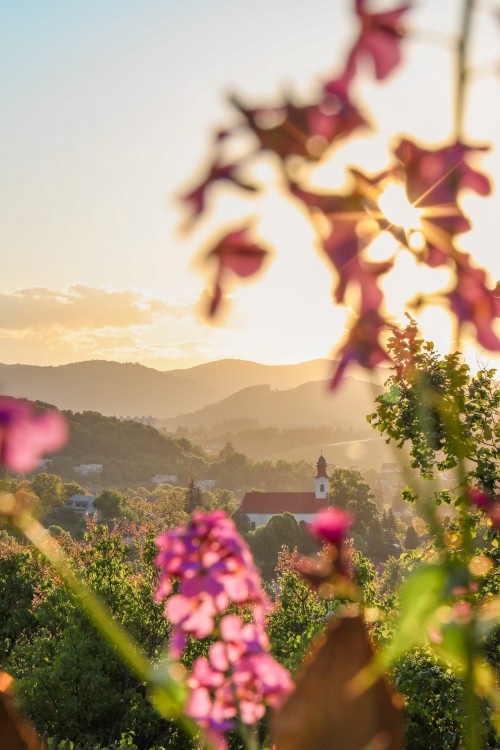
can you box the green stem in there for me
[239,722,259,750]
[11,508,196,737]
[15,511,151,681]
[462,623,484,750]
[455,0,475,141]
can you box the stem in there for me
[239,722,259,750]
[15,510,151,681]
[10,506,195,737]
[462,623,484,750]
[455,0,475,141]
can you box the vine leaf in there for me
[273,610,403,750]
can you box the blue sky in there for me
[1,0,499,369]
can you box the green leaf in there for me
[383,563,448,665]
[432,622,467,672]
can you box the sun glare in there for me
[378,183,423,232]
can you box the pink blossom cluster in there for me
[308,506,354,545]
[181,0,500,387]
[155,510,270,656]
[294,506,355,586]
[467,487,500,530]
[0,397,67,474]
[186,614,293,749]
[155,511,292,746]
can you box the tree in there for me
[231,508,252,536]
[204,487,238,514]
[30,473,64,508]
[404,524,420,550]
[95,488,124,520]
[248,513,317,580]
[329,467,377,523]
[184,478,203,514]
[60,481,87,503]
[1,524,177,749]
[368,320,500,494]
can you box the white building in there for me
[73,464,103,475]
[152,473,178,486]
[196,479,217,491]
[66,494,99,518]
[239,455,329,529]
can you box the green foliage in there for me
[95,488,125,520]
[368,320,500,493]
[394,651,463,750]
[328,467,389,562]
[184,479,202,515]
[52,410,208,488]
[267,547,336,672]
[404,524,420,550]
[31,472,64,508]
[247,513,317,580]
[0,524,178,750]
[394,650,499,750]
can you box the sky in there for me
[1,0,500,371]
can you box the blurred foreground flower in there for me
[205,227,268,316]
[187,614,293,749]
[155,511,292,749]
[0,397,67,474]
[342,0,412,83]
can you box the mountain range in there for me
[0,358,385,428]
[159,378,380,431]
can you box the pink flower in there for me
[291,177,393,316]
[451,601,472,625]
[447,252,500,351]
[166,590,228,648]
[180,158,256,224]
[231,652,293,723]
[187,657,234,750]
[186,627,293,740]
[343,0,412,83]
[0,397,67,473]
[391,139,491,266]
[466,487,500,530]
[308,506,354,545]
[230,89,366,162]
[210,614,269,671]
[467,487,492,509]
[155,511,270,657]
[330,311,392,389]
[205,227,268,316]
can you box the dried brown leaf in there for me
[273,610,404,750]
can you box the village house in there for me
[151,473,178,486]
[66,494,99,519]
[73,463,103,476]
[239,455,329,529]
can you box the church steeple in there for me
[314,454,328,499]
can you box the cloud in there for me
[0,285,186,330]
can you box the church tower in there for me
[314,454,328,499]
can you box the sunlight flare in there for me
[378,183,423,232]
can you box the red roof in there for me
[239,491,319,514]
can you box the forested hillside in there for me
[28,405,316,491]
[50,410,206,486]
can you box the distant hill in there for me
[167,358,336,392]
[159,378,381,431]
[0,358,377,419]
[0,361,224,418]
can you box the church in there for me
[239,454,329,529]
